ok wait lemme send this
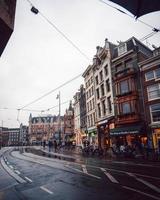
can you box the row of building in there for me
[74,37,160,153]
[0,38,160,152]
[0,1,159,153]
[0,124,28,148]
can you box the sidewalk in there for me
[27,145,160,166]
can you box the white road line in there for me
[25,177,33,183]
[14,170,21,175]
[123,186,160,200]
[126,172,160,193]
[65,165,101,179]
[82,165,88,174]
[40,186,53,195]
[100,168,119,184]
[103,167,160,181]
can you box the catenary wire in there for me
[18,0,159,111]
[19,73,82,110]
[25,0,90,61]
[99,0,160,32]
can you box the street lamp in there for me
[56,91,61,144]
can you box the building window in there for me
[102,100,106,116]
[107,96,112,113]
[125,59,133,68]
[145,71,154,81]
[92,99,95,108]
[90,115,93,126]
[147,84,160,100]
[119,79,129,94]
[106,79,110,92]
[155,68,160,79]
[122,102,131,114]
[98,103,101,118]
[101,84,105,96]
[118,43,127,56]
[96,88,100,99]
[100,70,103,82]
[95,75,99,85]
[150,103,160,123]
[104,64,108,76]
[116,63,124,72]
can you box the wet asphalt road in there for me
[0,148,160,200]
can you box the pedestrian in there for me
[48,140,53,152]
[43,140,46,150]
[53,140,58,152]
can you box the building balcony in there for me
[116,112,141,125]
[115,91,139,101]
[114,67,136,80]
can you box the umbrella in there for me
[108,0,160,18]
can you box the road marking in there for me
[126,172,160,193]
[82,165,88,174]
[65,165,101,179]
[40,186,53,195]
[100,168,119,184]
[25,177,33,183]
[14,170,21,175]
[101,167,160,181]
[123,186,160,200]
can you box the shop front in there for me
[151,124,160,153]
[97,118,115,150]
[87,127,97,145]
[110,125,147,149]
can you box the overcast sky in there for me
[0,0,160,128]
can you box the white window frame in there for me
[118,43,127,56]
[147,83,160,101]
[145,69,160,81]
[150,103,160,123]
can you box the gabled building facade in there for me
[64,101,74,143]
[110,37,153,149]
[139,47,160,152]
[82,65,97,145]
[92,39,116,149]
[28,114,64,144]
[8,128,20,146]
[73,91,81,146]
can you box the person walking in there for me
[54,140,58,153]
[43,140,46,150]
[48,140,53,152]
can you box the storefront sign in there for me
[110,130,139,136]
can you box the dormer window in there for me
[118,43,127,56]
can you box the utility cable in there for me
[19,72,82,110]
[99,0,160,32]
[25,0,90,61]
[42,100,70,113]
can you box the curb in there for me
[1,156,26,184]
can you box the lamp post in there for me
[57,91,61,144]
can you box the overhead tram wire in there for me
[99,0,160,32]
[25,0,90,61]
[19,72,82,110]
[42,100,70,113]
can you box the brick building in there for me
[28,114,64,144]
[110,37,153,148]
[139,47,160,152]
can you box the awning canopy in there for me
[110,125,142,136]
